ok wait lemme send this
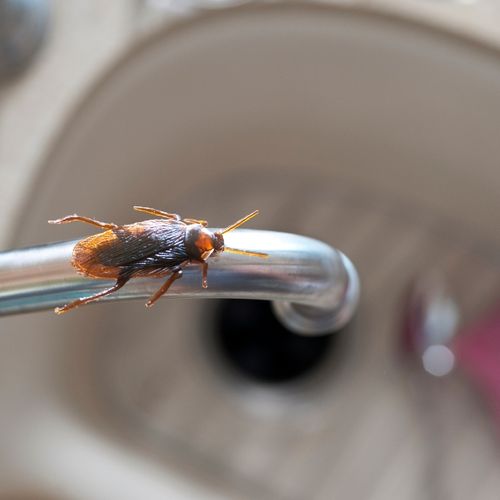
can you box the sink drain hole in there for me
[210,300,340,384]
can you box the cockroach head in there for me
[212,231,225,253]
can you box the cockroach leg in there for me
[145,269,183,308]
[183,218,208,227]
[201,261,208,288]
[48,215,118,230]
[133,206,181,221]
[54,275,131,314]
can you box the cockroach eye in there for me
[213,232,225,252]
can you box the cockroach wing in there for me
[73,219,188,278]
[98,220,186,266]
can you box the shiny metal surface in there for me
[403,272,460,377]
[0,229,359,335]
[0,0,50,79]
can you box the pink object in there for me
[454,305,500,432]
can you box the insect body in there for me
[49,206,265,314]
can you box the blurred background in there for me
[1,0,500,499]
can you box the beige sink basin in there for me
[1,3,500,499]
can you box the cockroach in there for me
[48,206,266,314]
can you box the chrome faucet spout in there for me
[0,229,359,336]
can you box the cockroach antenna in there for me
[220,210,260,235]
[218,210,268,258]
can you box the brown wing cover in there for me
[72,229,122,278]
[71,220,187,279]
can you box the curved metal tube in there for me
[0,229,359,335]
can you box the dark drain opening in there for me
[210,300,341,384]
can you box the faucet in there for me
[0,0,50,79]
[0,229,359,336]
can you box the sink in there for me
[2,3,500,499]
